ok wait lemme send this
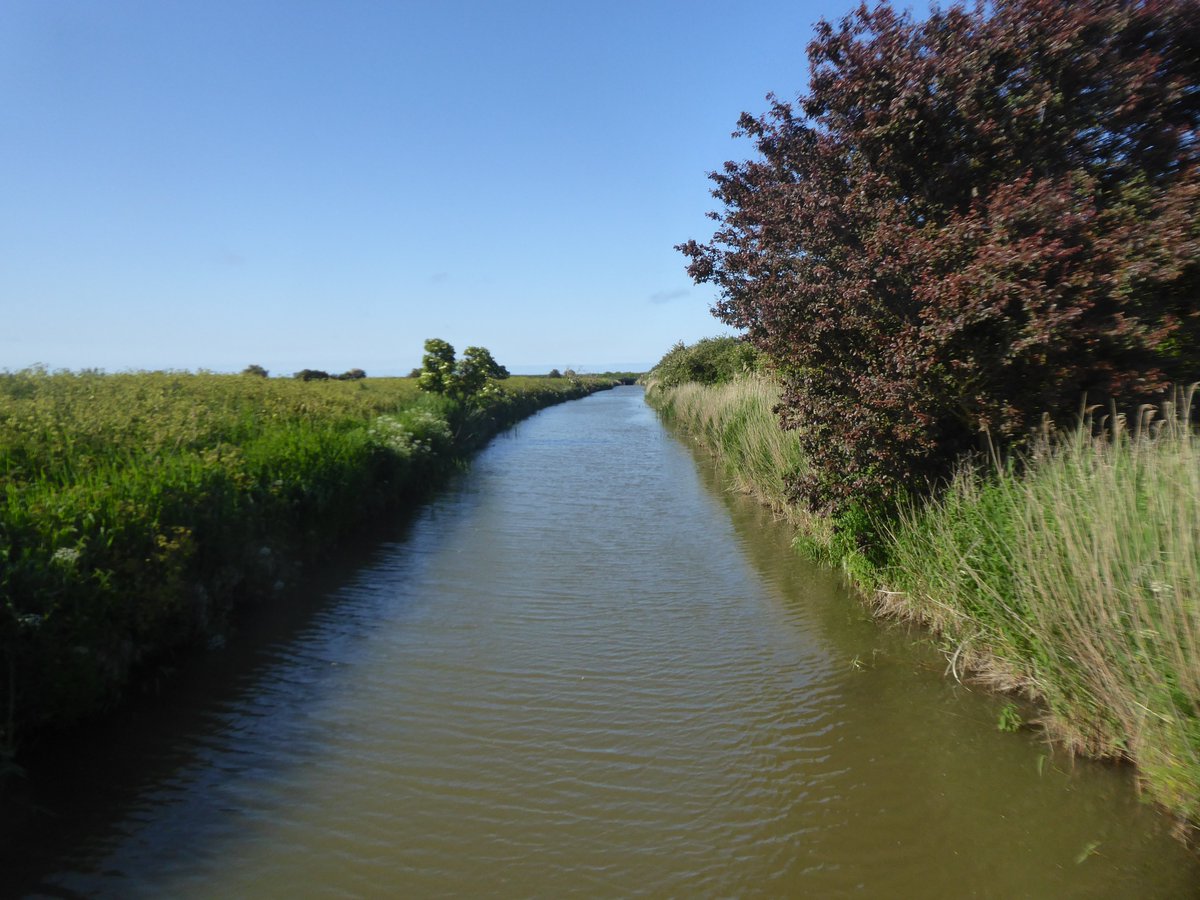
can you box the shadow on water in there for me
[0,459,489,898]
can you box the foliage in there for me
[294,368,365,381]
[648,336,762,388]
[416,339,456,395]
[241,364,269,378]
[457,345,510,396]
[416,338,509,404]
[548,368,562,379]
[881,396,1200,826]
[680,0,1200,514]
[646,375,822,539]
[293,369,331,381]
[997,703,1023,734]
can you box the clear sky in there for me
[2,0,925,376]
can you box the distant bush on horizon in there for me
[648,337,762,388]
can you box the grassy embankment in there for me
[646,374,1200,834]
[0,369,610,755]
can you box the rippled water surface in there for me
[10,386,1200,897]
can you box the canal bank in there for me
[645,373,1200,838]
[1,373,610,759]
[6,386,1198,897]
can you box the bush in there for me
[293,369,331,382]
[416,339,509,403]
[649,336,762,388]
[680,0,1200,514]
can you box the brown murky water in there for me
[7,386,1199,897]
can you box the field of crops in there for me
[0,369,602,750]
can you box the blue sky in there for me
[2,1,925,375]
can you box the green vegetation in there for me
[646,337,762,389]
[646,375,816,535]
[647,355,1200,835]
[416,338,509,403]
[881,399,1200,826]
[0,364,608,755]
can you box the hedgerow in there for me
[649,337,763,388]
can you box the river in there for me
[7,385,1199,897]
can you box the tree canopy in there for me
[680,0,1200,512]
[417,339,509,403]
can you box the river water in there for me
[8,385,1199,897]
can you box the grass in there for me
[0,369,607,749]
[647,377,1200,835]
[880,398,1200,828]
[645,375,830,543]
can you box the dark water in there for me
[8,386,1199,897]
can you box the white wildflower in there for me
[51,547,80,566]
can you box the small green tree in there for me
[417,339,509,403]
[242,364,269,378]
[417,339,457,395]
[293,369,331,381]
[458,346,509,394]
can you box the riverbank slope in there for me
[646,375,1200,837]
[0,371,613,757]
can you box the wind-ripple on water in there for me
[27,387,1200,899]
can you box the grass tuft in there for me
[881,395,1200,826]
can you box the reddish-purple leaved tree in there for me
[680,0,1200,513]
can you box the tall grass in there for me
[0,369,604,748]
[648,376,1200,833]
[647,376,829,543]
[882,398,1200,827]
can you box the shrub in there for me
[680,0,1200,514]
[649,336,762,388]
[241,364,269,378]
[293,369,331,382]
[416,339,509,404]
